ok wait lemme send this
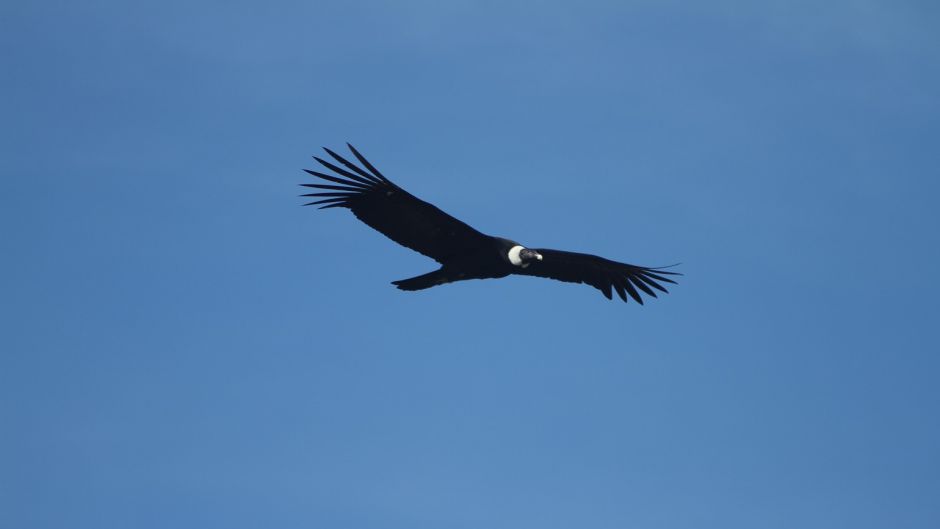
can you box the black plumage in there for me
[301,144,680,304]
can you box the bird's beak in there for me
[520,248,543,262]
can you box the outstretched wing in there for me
[515,249,680,304]
[301,144,488,264]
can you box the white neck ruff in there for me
[508,245,528,267]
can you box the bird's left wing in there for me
[301,144,488,264]
[515,249,680,304]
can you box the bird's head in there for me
[507,245,543,268]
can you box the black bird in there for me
[301,144,680,304]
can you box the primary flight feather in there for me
[301,144,679,304]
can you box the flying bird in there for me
[301,144,680,304]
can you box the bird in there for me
[301,144,680,304]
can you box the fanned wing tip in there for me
[638,264,681,285]
[323,146,381,183]
[636,273,669,293]
[613,282,627,302]
[303,145,394,190]
[600,261,681,303]
[629,275,657,298]
[313,156,378,187]
[621,277,643,304]
[303,168,371,189]
[300,144,397,211]
[346,143,393,185]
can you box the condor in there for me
[301,144,680,304]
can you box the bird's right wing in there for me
[516,248,680,304]
[301,144,488,264]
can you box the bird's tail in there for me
[392,269,451,291]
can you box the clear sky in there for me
[2,1,939,528]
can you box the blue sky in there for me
[2,1,939,528]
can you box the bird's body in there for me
[302,144,679,304]
[391,237,537,291]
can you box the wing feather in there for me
[323,147,382,183]
[313,156,379,186]
[303,169,371,189]
[347,143,394,185]
[302,145,488,263]
[629,275,657,298]
[516,249,680,304]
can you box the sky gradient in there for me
[2,1,939,528]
